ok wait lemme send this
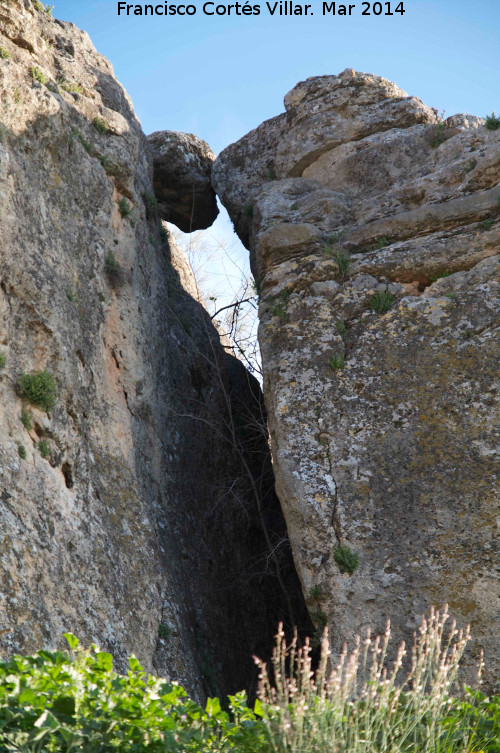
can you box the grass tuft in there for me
[369,291,396,314]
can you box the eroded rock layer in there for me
[214,70,500,686]
[0,0,309,698]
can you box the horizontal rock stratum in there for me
[213,69,500,687]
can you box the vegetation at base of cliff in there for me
[0,609,498,753]
[18,370,57,412]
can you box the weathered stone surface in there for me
[214,70,500,687]
[148,130,219,232]
[0,0,309,699]
[212,69,438,255]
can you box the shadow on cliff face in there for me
[144,238,313,700]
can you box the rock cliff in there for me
[0,0,309,698]
[214,70,500,686]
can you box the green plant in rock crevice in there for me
[334,544,359,574]
[0,353,6,369]
[328,353,345,371]
[18,444,27,460]
[93,116,109,135]
[30,66,48,85]
[334,249,351,278]
[21,406,33,431]
[38,439,50,459]
[369,291,396,314]
[118,197,132,219]
[0,47,11,60]
[105,251,124,288]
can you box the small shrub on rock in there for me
[93,116,109,135]
[485,112,500,130]
[105,251,124,288]
[334,544,359,574]
[18,370,57,412]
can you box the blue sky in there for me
[54,0,499,155]
[51,0,499,311]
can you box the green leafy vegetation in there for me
[374,236,389,250]
[289,202,299,211]
[160,224,170,243]
[430,122,448,148]
[158,623,173,641]
[30,66,48,85]
[38,439,50,459]
[266,167,277,180]
[334,544,359,574]
[369,291,396,314]
[18,444,27,460]
[105,251,123,288]
[0,611,498,752]
[33,0,54,12]
[334,249,351,278]
[66,287,76,302]
[57,77,83,94]
[18,370,57,412]
[429,270,452,282]
[336,319,348,336]
[143,191,159,218]
[70,128,94,156]
[118,197,132,219]
[328,353,345,371]
[485,112,500,130]
[0,47,11,60]
[244,204,254,218]
[481,219,494,230]
[93,117,109,135]
[21,406,33,431]
[463,159,477,173]
[0,353,6,369]
[308,585,322,599]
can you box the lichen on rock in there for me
[213,69,500,688]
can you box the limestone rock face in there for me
[213,70,500,686]
[148,130,219,231]
[0,0,308,699]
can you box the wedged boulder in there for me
[148,130,218,231]
[212,69,437,252]
[212,68,500,688]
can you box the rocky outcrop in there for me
[213,70,500,686]
[0,0,310,699]
[148,130,219,231]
